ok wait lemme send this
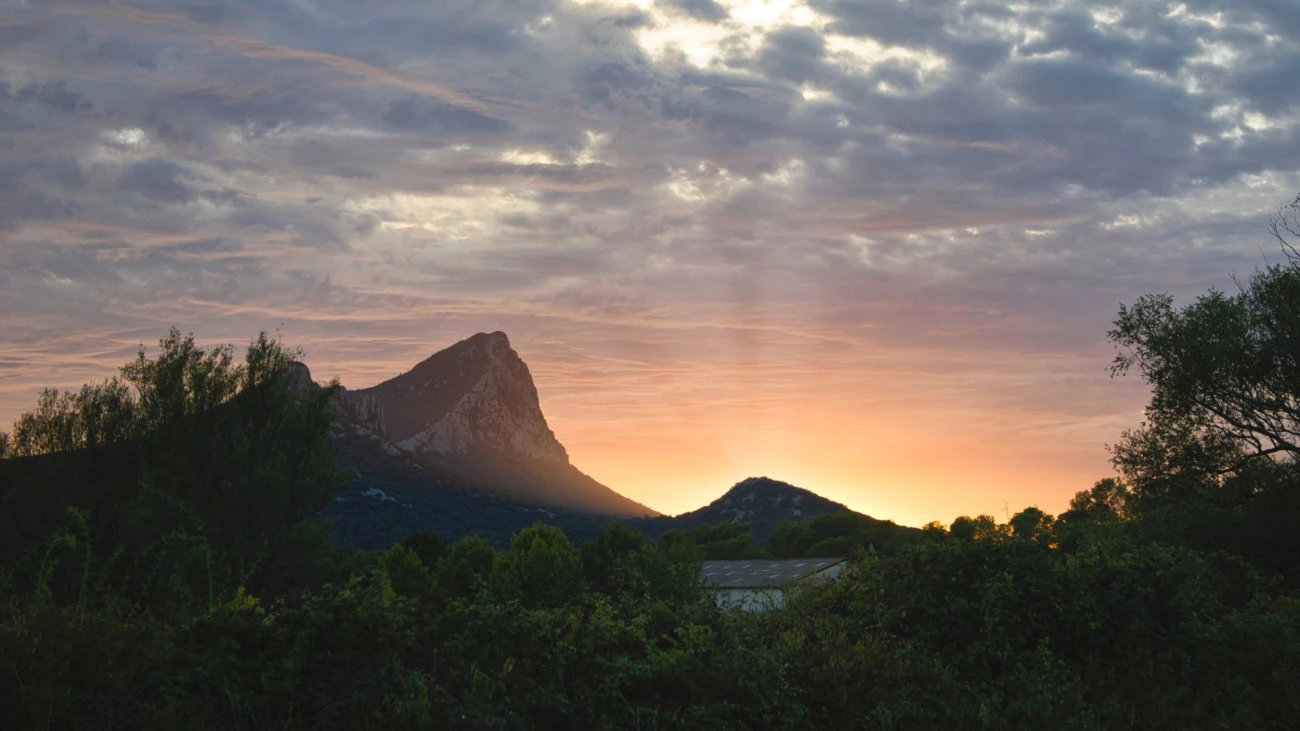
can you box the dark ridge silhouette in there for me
[628,476,855,545]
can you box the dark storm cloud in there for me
[657,0,730,23]
[118,159,198,204]
[1234,49,1300,115]
[810,0,947,46]
[12,81,93,115]
[1018,10,1198,74]
[0,80,91,132]
[756,26,827,83]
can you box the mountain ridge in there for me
[323,332,656,518]
[303,334,888,549]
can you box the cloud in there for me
[658,0,730,23]
[118,159,198,204]
[381,96,509,133]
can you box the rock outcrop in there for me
[326,332,655,517]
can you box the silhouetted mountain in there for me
[630,477,852,545]
[316,333,653,539]
[297,337,897,549]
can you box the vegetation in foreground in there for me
[3,202,1300,729]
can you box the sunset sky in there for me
[2,0,1299,525]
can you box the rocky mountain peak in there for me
[325,332,656,517]
[281,361,316,396]
[359,331,567,465]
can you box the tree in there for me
[580,522,648,596]
[1008,507,1054,546]
[490,523,583,609]
[659,521,767,560]
[435,536,497,600]
[771,511,919,558]
[1109,196,1300,485]
[398,532,448,571]
[9,380,136,457]
[378,544,435,601]
[949,514,1005,541]
[0,328,346,606]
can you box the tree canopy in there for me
[1109,198,1300,483]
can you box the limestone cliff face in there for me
[333,389,387,440]
[365,332,568,465]
[326,332,655,518]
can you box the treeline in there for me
[4,200,1300,728]
[642,512,921,561]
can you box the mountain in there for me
[326,332,656,519]
[629,476,852,545]
[316,421,618,549]
[301,334,885,550]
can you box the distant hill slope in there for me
[317,408,618,549]
[629,477,854,546]
[322,332,656,519]
[315,471,879,551]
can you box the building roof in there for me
[700,557,847,590]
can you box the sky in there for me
[2,0,1299,526]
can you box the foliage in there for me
[658,521,768,560]
[1109,247,1300,481]
[581,521,651,595]
[0,328,347,612]
[9,380,137,457]
[489,523,585,609]
[436,535,497,601]
[398,531,448,570]
[770,510,920,558]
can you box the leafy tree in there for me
[435,535,497,600]
[1109,203,1300,485]
[1054,478,1132,552]
[771,511,919,558]
[1069,477,1130,517]
[658,521,767,560]
[120,328,243,433]
[949,514,1005,541]
[378,544,435,601]
[581,521,649,596]
[9,380,137,457]
[490,523,584,608]
[398,531,448,571]
[1008,506,1054,546]
[0,328,346,607]
[642,530,705,601]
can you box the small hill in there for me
[630,477,853,546]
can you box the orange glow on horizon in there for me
[541,373,1138,527]
[0,323,1149,529]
